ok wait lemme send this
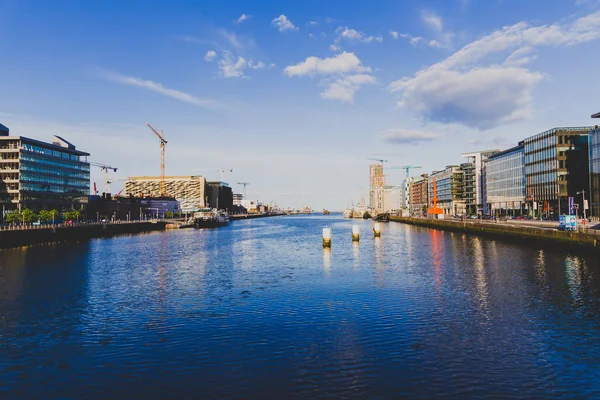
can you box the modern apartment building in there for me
[369,164,384,213]
[485,142,526,215]
[429,166,465,216]
[206,181,233,211]
[589,113,600,218]
[124,175,206,212]
[409,174,429,216]
[0,124,90,211]
[460,162,476,214]
[524,127,593,216]
[462,150,500,215]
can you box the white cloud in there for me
[272,15,298,32]
[421,11,443,32]
[204,50,217,62]
[220,30,243,48]
[331,26,383,50]
[284,52,370,77]
[97,69,222,109]
[382,129,439,145]
[398,33,443,49]
[236,14,251,24]
[420,11,453,48]
[217,51,265,78]
[309,21,319,26]
[389,11,600,130]
[389,30,399,39]
[321,74,377,103]
[285,53,375,102]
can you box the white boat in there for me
[352,200,370,219]
[193,208,229,228]
[343,208,353,218]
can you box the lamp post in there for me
[577,190,587,221]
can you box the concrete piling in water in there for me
[373,222,381,237]
[323,227,332,247]
[352,225,360,242]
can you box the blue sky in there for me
[1,0,599,209]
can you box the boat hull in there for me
[194,218,229,228]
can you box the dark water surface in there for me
[1,215,600,399]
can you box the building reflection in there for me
[564,255,584,301]
[430,229,443,292]
[352,241,360,270]
[471,237,489,314]
[374,236,385,284]
[323,247,331,277]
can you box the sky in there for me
[1,0,600,210]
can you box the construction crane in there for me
[389,165,423,180]
[238,182,250,207]
[146,123,167,196]
[218,168,233,182]
[90,162,118,194]
[365,157,388,166]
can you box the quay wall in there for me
[0,222,166,249]
[389,216,600,251]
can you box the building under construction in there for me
[124,176,206,212]
[369,164,385,213]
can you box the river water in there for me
[1,214,600,399]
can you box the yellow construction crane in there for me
[146,123,168,197]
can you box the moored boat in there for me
[193,208,229,228]
[343,208,353,218]
[322,209,330,215]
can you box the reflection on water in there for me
[1,215,600,399]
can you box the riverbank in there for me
[389,216,600,251]
[0,221,166,249]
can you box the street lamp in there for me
[577,190,587,221]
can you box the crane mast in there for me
[146,123,168,197]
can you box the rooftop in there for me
[593,112,600,118]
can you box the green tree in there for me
[21,208,37,223]
[5,212,21,224]
[165,211,174,219]
[63,210,81,222]
[39,210,52,222]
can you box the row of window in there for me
[20,173,89,188]
[20,154,90,171]
[20,183,88,195]
[20,163,90,180]
[21,143,82,161]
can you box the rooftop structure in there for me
[592,112,600,118]
[0,126,90,211]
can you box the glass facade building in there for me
[429,165,465,216]
[485,143,526,215]
[589,113,600,218]
[0,130,89,211]
[524,127,592,216]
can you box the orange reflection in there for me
[430,229,443,291]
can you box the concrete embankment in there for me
[0,222,166,249]
[389,216,600,251]
[229,213,285,221]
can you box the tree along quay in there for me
[389,216,600,251]
[0,221,167,249]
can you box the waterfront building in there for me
[124,175,206,212]
[485,142,526,215]
[0,124,90,212]
[460,162,476,215]
[409,174,429,216]
[369,164,385,213]
[206,181,233,211]
[524,127,593,216]
[462,150,500,215]
[233,193,244,206]
[429,166,465,216]
[86,194,179,221]
[588,113,600,218]
[383,185,401,213]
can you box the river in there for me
[1,214,599,399]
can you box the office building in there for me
[124,175,206,212]
[485,142,526,215]
[383,185,401,212]
[409,174,429,216]
[369,164,384,213]
[588,113,600,218]
[0,124,90,211]
[524,127,593,216]
[233,193,244,206]
[206,181,233,211]
[462,150,500,215]
[460,162,476,214]
[429,165,465,216]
